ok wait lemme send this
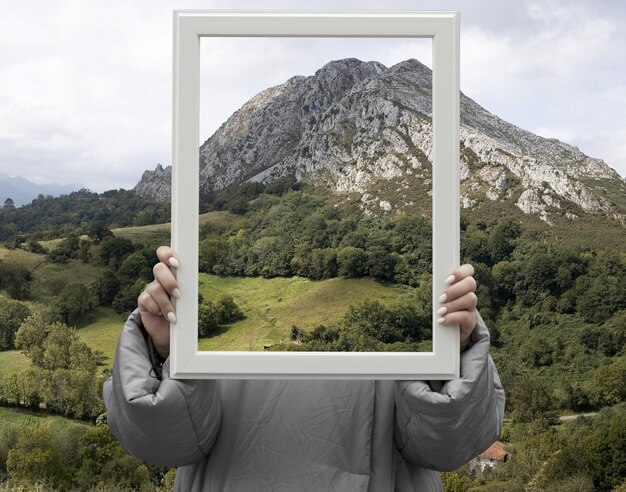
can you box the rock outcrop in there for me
[135,58,625,226]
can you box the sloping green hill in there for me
[197,274,412,351]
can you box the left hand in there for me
[437,264,478,343]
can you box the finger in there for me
[138,289,162,315]
[440,275,476,303]
[156,245,180,268]
[437,308,477,338]
[145,281,177,322]
[153,262,180,298]
[445,263,475,285]
[437,291,477,317]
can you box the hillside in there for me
[1,201,624,490]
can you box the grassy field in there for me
[75,306,127,367]
[111,210,246,249]
[197,273,412,351]
[30,260,107,303]
[0,406,91,437]
[0,307,126,377]
[0,351,31,378]
[0,247,44,270]
[1,274,413,375]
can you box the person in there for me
[103,245,505,491]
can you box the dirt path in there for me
[559,412,598,421]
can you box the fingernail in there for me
[167,312,177,323]
[437,306,447,316]
[445,275,455,285]
[439,293,447,303]
[437,317,446,324]
[172,288,180,298]
[169,257,179,268]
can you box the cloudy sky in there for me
[0,0,624,193]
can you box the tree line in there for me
[0,188,170,244]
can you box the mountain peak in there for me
[135,57,626,227]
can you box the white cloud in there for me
[0,0,624,194]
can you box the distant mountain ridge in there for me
[0,173,85,208]
[135,57,626,226]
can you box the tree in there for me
[87,220,112,243]
[337,246,368,277]
[14,313,50,366]
[117,251,152,283]
[309,248,338,280]
[507,374,556,422]
[264,175,299,195]
[98,236,135,270]
[342,299,404,344]
[366,246,395,280]
[586,357,626,407]
[14,314,98,371]
[0,297,31,350]
[78,239,91,262]
[461,229,491,266]
[55,282,95,326]
[215,294,244,324]
[112,279,145,314]
[3,197,15,209]
[228,196,249,215]
[47,232,80,263]
[90,270,121,305]
[198,299,220,337]
[76,425,126,488]
[487,217,521,263]
[6,423,72,491]
[199,238,227,273]
[577,275,626,324]
[0,261,32,299]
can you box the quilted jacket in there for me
[103,308,505,491]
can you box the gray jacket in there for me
[103,309,504,491]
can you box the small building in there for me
[472,441,508,474]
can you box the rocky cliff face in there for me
[135,58,626,226]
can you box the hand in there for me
[137,246,180,359]
[437,264,478,343]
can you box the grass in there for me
[0,246,106,304]
[0,308,125,377]
[30,259,107,303]
[0,247,44,270]
[75,306,127,369]
[0,351,31,378]
[111,210,245,249]
[197,274,412,351]
[0,406,91,441]
[2,274,414,373]
[111,222,170,251]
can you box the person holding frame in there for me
[103,10,504,491]
[103,245,505,491]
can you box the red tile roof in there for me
[479,441,508,461]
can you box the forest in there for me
[0,179,624,491]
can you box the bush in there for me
[0,262,31,300]
[337,247,367,277]
[0,297,31,350]
[6,424,72,491]
[112,280,145,315]
[55,282,95,326]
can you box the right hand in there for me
[137,246,180,359]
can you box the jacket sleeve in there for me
[102,308,222,467]
[393,309,505,471]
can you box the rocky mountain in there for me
[135,58,626,226]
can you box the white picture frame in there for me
[170,10,459,380]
